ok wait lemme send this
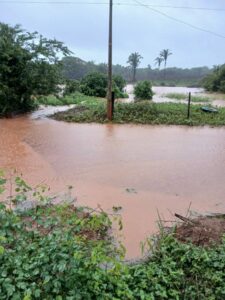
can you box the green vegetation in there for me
[38,92,104,106]
[61,56,211,85]
[52,100,225,126]
[159,49,173,70]
[134,81,153,101]
[154,57,163,69]
[165,93,210,102]
[79,72,127,99]
[155,49,173,79]
[1,173,225,299]
[127,52,143,82]
[80,72,108,98]
[203,64,225,93]
[63,79,80,96]
[0,23,70,116]
[112,75,128,98]
[151,79,203,88]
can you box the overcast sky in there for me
[1,0,225,68]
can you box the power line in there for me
[0,0,225,11]
[133,0,225,39]
[138,0,225,12]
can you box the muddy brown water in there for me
[0,107,225,258]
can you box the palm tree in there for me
[127,52,143,82]
[160,49,172,79]
[154,57,163,69]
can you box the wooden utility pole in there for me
[107,0,113,120]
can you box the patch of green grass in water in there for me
[38,92,105,106]
[165,93,211,103]
[52,101,225,127]
[165,93,187,100]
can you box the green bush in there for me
[80,72,127,99]
[113,75,126,92]
[203,64,225,93]
[134,81,153,101]
[63,79,80,96]
[80,72,108,97]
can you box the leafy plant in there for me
[203,64,225,93]
[63,79,80,96]
[80,72,108,97]
[134,81,153,101]
[1,175,225,299]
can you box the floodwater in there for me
[125,84,225,107]
[0,103,225,258]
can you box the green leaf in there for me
[0,245,5,255]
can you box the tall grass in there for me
[165,93,210,103]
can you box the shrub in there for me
[80,72,108,97]
[113,75,128,99]
[134,81,153,101]
[203,64,225,93]
[63,79,80,96]
[80,72,127,99]
[113,75,126,91]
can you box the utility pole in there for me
[107,0,113,120]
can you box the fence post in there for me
[187,92,191,119]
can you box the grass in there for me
[38,92,104,106]
[165,93,211,103]
[151,79,202,87]
[206,92,225,101]
[52,101,225,127]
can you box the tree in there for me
[160,49,172,69]
[203,64,225,93]
[154,57,163,69]
[0,23,71,116]
[127,52,143,82]
[159,49,172,79]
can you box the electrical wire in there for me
[0,0,225,12]
[1,0,225,39]
[133,0,225,39]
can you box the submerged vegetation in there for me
[1,173,225,299]
[52,97,225,127]
[38,92,104,107]
[165,93,211,103]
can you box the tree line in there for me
[62,56,211,86]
